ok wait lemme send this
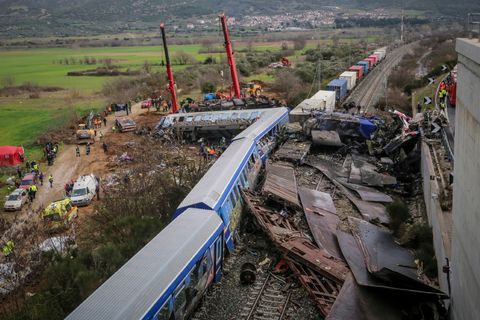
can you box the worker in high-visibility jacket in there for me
[2,240,14,258]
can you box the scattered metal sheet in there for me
[298,187,336,215]
[262,162,301,208]
[349,217,447,297]
[349,160,362,184]
[307,161,390,224]
[311,130,343,147]
[306,158,349,179]
[336,219,447,297]
[275,141,311,164]
[327,273,407,320]
[298,188,343,260]
[335,178,393,203]
[360,168,397,187]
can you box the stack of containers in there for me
[326,79,348,101]
[374,47,387,60]
[357,61,369,75]
[339,71,357,91]
[349,65,364,81]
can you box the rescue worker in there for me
[33,163,39,174]
[102,142,108,154]
[39,171,44,186]
[103,117,107,127]
[417,102,422,114]
[48,174,54,188]
[16,166,22,179]
[76,145,80,157]
[31,184,37,199]
[441,88,447,103]
[112,125,117,133]
[2,240,14,259]
[86,143,91,156]
[28,186,34,202]
[95,176,100,200]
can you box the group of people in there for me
[64,180,75,197]
[44,142,58,166]
[199,137,228,160]
[76,143,91,157]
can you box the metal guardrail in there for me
[467,13,480,40]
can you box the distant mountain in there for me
[0,0,477,38]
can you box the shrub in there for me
[386,200,410,236]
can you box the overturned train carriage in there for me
[67,107,289,320]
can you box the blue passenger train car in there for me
[67,209,224,320]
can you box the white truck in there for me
[70,174,98,207]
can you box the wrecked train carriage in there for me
[157,108,272,141]
[173,107,289,251]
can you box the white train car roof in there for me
[176,138,254,213]
[66,208,223,320]
[232,107,288,141]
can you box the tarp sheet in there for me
[0,146,24,166]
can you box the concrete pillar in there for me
[451,38,480,320]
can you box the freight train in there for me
[66,107,289,320]
[290,47,388,122]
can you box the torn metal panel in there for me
[336,219,447,297]
[307,158,350,179]
[327,273,410,320]
[349,217,447,297]
[298,187,336,214]
[298,188,343,260]
[349,160,362,184]
[275,140,311,164]
[262,162,301,208]
[360,168,397,187]
[311,130,343,147]
[286,259,340,317]
[307,161,390,224]
[336,178,393,203]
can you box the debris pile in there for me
[241,109,448,319]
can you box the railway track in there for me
[241,272,292,320]
[344,43,412,112]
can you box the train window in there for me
[233,185,241,201]
[174,285,187,315]
[216,238,222,261]
[178,117,184,122]
[189,264,200,289]
[156,300,170,320]
[229,192,236,206]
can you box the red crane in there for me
[160,23,178,113]
[219,13,242,99]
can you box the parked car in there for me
[141,99,152,109]
[4,188,28,211]
[42,198,78,232]
[70,174,98,206]
[20,173,37,190]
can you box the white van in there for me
[70,174,98,206]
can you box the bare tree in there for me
[293,37,307,50]
[172,51,197,65]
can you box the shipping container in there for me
[349,65,364,81]
[374,51,385,61]
[368,55,379,65]
[310,90,336,110]
[326,79,348,101]
[364,57,375,68]
[357,61,369,75]
[339,71,357,90]
[290,95,335,123]
[375,47,387,59]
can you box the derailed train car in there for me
[67,107,289,320]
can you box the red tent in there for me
[0,146,25,166]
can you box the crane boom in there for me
[160,23,179,113]
[219,14,242,99]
